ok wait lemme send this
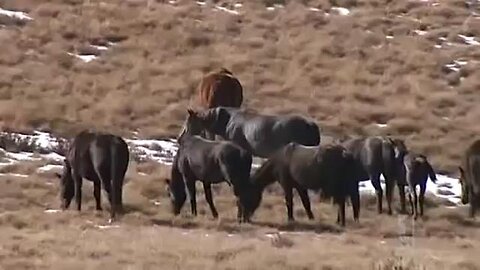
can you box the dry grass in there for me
[0,161,480,269]
[0,0,478,174]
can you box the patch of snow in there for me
[376,123,388,128]
[444,60,467,73]
[413,30,427,36]
[95,224,121,229]
[214,5,239,15]
[37,164,63,173]
[308,7,321,12]
[330,7,350,16]
[90,44,108,51]
[359,173,462,206]
[44,209,61,213]
[234,3,242,8]
[0,173,28,178]
[438,37,447,41]
[434,44,442,49]
[426,174,462,205]
[196,1,206,6]
[266,6,275,11]
[0,8,33,21]
[67,53,97,63]
[458,34,480,46]
[386,35,394,39]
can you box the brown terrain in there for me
[1,0,480,269]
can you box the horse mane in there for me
[250,158,277,190]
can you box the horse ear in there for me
[187,109,195,116]
[458,166,465,180]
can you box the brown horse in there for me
[197,68,243,140]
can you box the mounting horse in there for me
[56,130,130,222]
[184,106,321,159]
[342,136,408,215]
[197,68,243,140]
[459,139,480,218]
[249,142,360,227]
[165,109,256,222]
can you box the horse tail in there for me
[382,139,398,185]
[109,139,121,220]
[425,160,437,184]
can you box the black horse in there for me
[183,107,320,158]
[165,109,256,222]
[342,136,408,215]
[402,152,436,219]
[248,142,359,227]
[56,130,130,222]
[459,139,480,218]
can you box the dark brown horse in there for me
[459,139,480,218]
[248,142,359,227]
[403,152,436,219]
[197,68,243,140]
[165,110,255,222]
[56,130,130,222]
[342,136,408,215]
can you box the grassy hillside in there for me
[1,0,479,171]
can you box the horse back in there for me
[67,131,129,180]
[198,69,243,109]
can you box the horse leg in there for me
[407,186,414,216]
[336,197,346,227]
[72,172,83,212]
[281,182,295,222]
[185,178,197,216]
[370,174,383,214]
[469,191,477,218]
[410,185,419,220]
[93,181,102,211]
[419,182,426,218]
[203,183,218,219]
[296,186,314,220]
[385,176,394,215]
[350,182,360,223]
[398,183,407,214]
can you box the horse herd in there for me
[55,68,480,227]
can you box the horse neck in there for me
[251,159,276,190]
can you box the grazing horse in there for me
[459,139,480,218]
[342,136,408,215]
[248,142,359,227]
[55,130,130,222]
[165,109,255,222]
[184,107,321,159]
[402,152,436,220]
[197,68,243,140]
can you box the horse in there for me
[342,136,408,215]
[459,139,480,218]
[402,152,436,220]
[164,109,255,222]
[197,68,243,140]
[248,142,360,227]
[55,130,130,222]
[183,107,321,159]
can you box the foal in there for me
[403,152,436,219]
